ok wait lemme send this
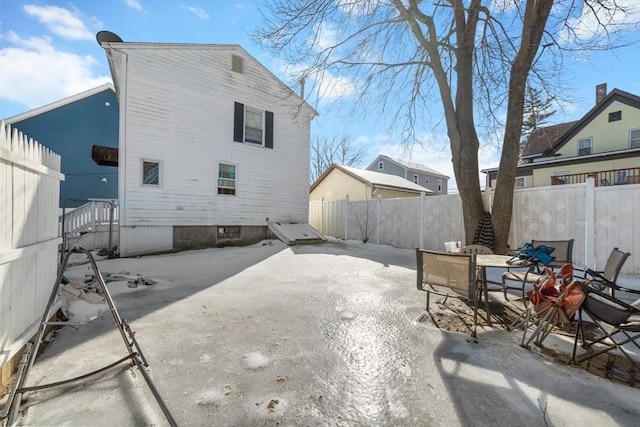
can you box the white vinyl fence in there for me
[310,179,640,277]
[0,121,63,368]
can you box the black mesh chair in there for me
[571,249,638,369]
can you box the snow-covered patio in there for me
[6,240,640,426]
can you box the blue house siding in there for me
[7,87,119,207]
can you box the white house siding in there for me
[115,46,313,237]
[119,226,173,257]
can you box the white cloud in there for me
[312,22,339,53]
[183,5,210,20]
[0,32,111,111]
[276,59,356,102]
[316,72,356,101]
[22,5,94,41]
[562,0,640,42]
[123,0,143,11]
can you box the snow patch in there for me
[197,389,223,406]
[66,299,109,323]
[200,354,212,363]
[244,351,269,370]
[339,310,355,320]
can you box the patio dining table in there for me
[474,254,520,326]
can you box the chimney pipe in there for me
[300,77,306,100]
[596,83,607,104]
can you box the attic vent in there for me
[231,54,244,73]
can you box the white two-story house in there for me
[99,32,317,256]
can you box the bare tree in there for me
[254,0,636,253]
[310,134,367,183]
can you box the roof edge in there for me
[482,147,640,173]
[99,39,318,117]
[3,83,115,124]
[542,88,640,156]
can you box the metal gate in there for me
[59,199,119,266]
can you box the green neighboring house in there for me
[483,86,640,188]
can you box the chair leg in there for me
[572,318,640,371]
[572,311,584,362]
[522,303,562,348]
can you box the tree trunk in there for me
[492,0,554,254]
[453,0,485,244]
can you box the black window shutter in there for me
[233,102,244,142]
[265,111,274,149]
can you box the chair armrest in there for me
[585,269,640,295]
[579,281,640,314]
[573,264,600,278]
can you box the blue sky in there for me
[1,0,639,191]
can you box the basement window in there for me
[218,226,241,239]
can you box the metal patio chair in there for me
[571,248,638,369]
[578,247,630,297]
[460,245,502,294]
[460,245,493,255]
[502,239,574,304]
[415,249,482,337]
[572,273,640,370]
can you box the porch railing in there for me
[551,167,640,186]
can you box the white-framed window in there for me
[378,161,384,170]
[233,102,274,148]
[437,179,443,192]
[578,137,592,156]
[142,159,160,186]
[218,163,236,195]
[244,108,263,144]
[630,128,640,149]
[413,174,418,184]
[514,176,527,188]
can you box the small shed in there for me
[310,164,433,202]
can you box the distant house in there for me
[3,84,119,207]
[366,154,449,194]
[99,34,317,256]
[483,85,640,188]
[310,164,433,202]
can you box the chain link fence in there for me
[59,199,119,266]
